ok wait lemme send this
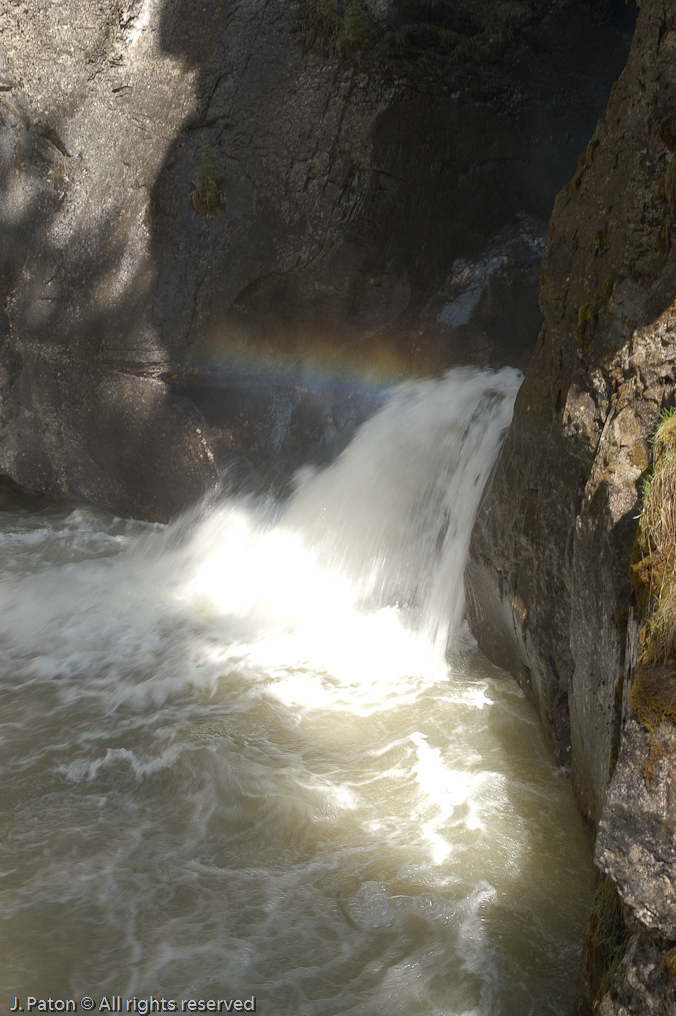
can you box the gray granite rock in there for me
[468,0,676,826]
[0,0,631,516]
[596,934,676,1016]
[596,719,676,942]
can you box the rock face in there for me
[596,719,676,942]
[595,933,676,1016]
[0,0,631,517]
[468,0,676,824]
[467,0,676,1009]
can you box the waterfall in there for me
[282,366,522,650]
[0,367,595,1016]
[173,367,521,694]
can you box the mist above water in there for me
[0,368,594,1015]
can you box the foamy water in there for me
[0,369,593,1014]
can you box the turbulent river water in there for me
[0,368,594,1016]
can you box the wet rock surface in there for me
[596,719,676,943]
[466,0,676,1008]
[468,0,676,822]
[0,0,631,516]
[165,368,383,497]
[595,933,676,1016]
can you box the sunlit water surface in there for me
[0,370,593,1015]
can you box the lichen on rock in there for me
[592,411,676,1007]
[465,0,676,1008]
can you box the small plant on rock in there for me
[659,161,676,251]
[302,0,341,53]
[586,876,632,1004]
[662,946,676,982]
[575,302,597,344]
[567,137,599,192]
[302,0,373,62]
[342,0,370,53]
[629,407,676,779]
[664,161,676,212]
[190,141,224,216]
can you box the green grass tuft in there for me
[629,406,676,779]
[586,877,632,1005]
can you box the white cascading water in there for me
[0,368,594,1016]
[283,367,519,649]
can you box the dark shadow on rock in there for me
[0,8,219,520]
[140,0,635,495]
[467,0,676,838]
[0,0,635,517]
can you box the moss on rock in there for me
[190,142,224,216]
[299,0,533,73]
[629,408,676,780]
[662,945,676,982]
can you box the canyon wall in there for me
[467,0,676,1009]
[0,0,630,517]
[3,0,671,1009]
